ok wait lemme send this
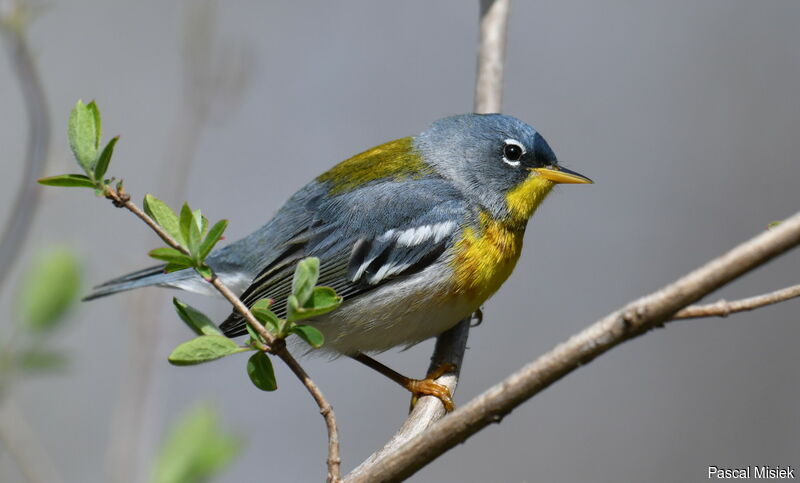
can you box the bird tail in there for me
[83,264,187,301]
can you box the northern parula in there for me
[88,113,591,407]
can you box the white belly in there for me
[307,263,478,355]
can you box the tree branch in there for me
[672,284,800,320]
[349,212,800,482]
[347,2,512,479]
[102,186,342,482]
[0,1,51,292]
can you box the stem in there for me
[103,186,341,482]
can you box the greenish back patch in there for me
[317,137,433,194]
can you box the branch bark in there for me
[348,211,800,482]
[103,187,342,482]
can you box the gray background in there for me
[1,1,799,482]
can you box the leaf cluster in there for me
[168,257,341,392]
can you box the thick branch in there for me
[350,212,800,482]
[673,284,800,320]
[103,187,341,482]
[474,0,510,114]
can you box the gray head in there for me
[414,113,588,222]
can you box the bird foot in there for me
[406,363,457,412]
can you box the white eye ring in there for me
[502,139,525,167]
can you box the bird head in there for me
[414,113,592,226]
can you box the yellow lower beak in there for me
[533,166,593,184]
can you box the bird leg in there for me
[351,352,456,412]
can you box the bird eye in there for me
[502,139,525,165]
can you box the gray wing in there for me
[219,177,468,337]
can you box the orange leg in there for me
[351,353,457,412]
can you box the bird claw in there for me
[406,363,457,412]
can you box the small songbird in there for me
[87,113,591,409]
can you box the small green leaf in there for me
[247,352,277,391]
[93,135,118,180]
[245,323,264,345]
[86,100,102,150]
[68,100,100,172]
[251,307,281,334]
[768,221,782,229]
[179,203,193,249]
[148,247,194,267]
[193,209,207,237]
[37,174,96,188]
[198,219,227,261]
[195,265,213,280]
[292,257,320,305]
[173,298,222,336]
[143,194,184,245]
[153,404,241,483]
[286,287,343,322]
[164,262,188,273]
[19,248,81,331]
[307,286,343,311]
[168,335,246,365]
[290,325,324,348]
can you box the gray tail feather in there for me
[83,264,169,301]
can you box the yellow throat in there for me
[452,174,555,301]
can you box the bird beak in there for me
[532,165,593,184]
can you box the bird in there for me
[86,113,591,409]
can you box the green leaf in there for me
[148,247,193,267]
[67,100,100,172]
[16,349,68,372]
[179,203,193,248]
[307,286,343,311]
[179,203,202,255]
[195,265,213,280]
[286,287,343,322]
[198,219,227,262]
[153,404,241,483]
[292,257,320,305]
[173,298,222,336]
[247,352,277,391]
[93,135,118,180]
[168,335,246,365]
[19,248,81,331]
[251,307,281,334]
[290,325,324,348]
[37,174,96,188]
[768,221,782,229]
[86,100,101,150]
[193,209,207,237]
[164,263,188,273]
[143,194,184,245]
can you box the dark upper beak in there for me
[532,165,593,184]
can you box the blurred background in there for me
[1,1,798,481]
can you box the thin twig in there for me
[673,284,800,320]
[348,2,512,479]
[0,2,51,292]
[347,211,800,482]
[103,186,342,482]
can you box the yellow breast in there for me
[452,212,525,302]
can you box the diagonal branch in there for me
[349,212,800,482]
[102,186,342,482]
